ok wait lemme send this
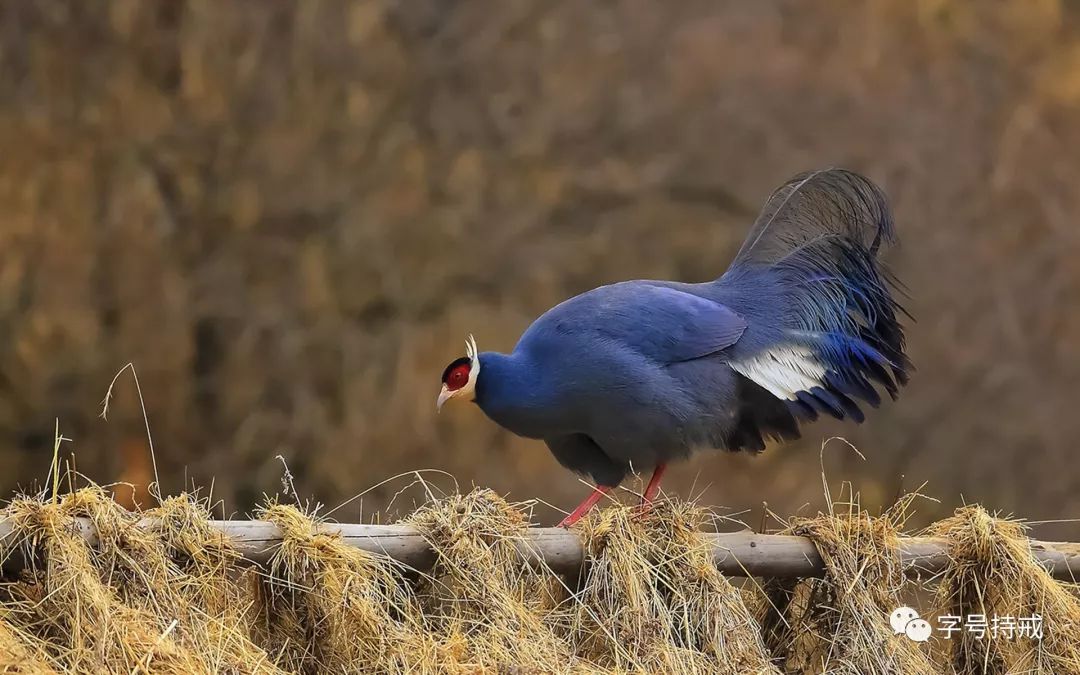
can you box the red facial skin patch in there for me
[444,364,470,391]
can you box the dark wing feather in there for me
[731,168,895,268]
[725,374,802,453]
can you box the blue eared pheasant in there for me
[437,169,910,527]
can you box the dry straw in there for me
[0,614,56,674]
[255,501,442,673]
[408,489,580,672]
[0,482,1077,673]
[3,487,268,673]
[573,500,778,674]
[753,487,937,674]
[931,505,1080,674]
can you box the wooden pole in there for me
[4,518,1079,580]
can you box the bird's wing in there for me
[728,333,896,424]
[594,284,748,364]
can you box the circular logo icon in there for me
[890,606,920,635]
[905,618,933,643]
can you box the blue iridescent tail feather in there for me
[726,168,910,425]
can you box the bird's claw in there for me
[633,500,656,521]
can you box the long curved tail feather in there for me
[725,169,910,426]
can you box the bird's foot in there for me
[558,485,611,528]
[557,513,581,528]
[632,463,667,521]
[633,499,659,521]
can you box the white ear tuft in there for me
[465,334,478,363]
[463,334,481,399]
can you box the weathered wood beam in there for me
[6,518,1078,581]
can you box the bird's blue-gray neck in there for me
[474,351,561,439]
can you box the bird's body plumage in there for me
[445,169,910,512]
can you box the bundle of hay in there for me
[408,489,579,672]
[256,501,445,673]
[931,505,1080,674]
[1,488,274,673]
[574,500,778,675]
[753,491,937,674]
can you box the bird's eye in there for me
[447,364,470,390]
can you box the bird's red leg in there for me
[558,485,611,528]
[640,463,668,509]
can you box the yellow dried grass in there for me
[574,501,778,674]
[752,489,937,674]
[408,489,582,673]
[0,483,1076,673]
[931,505,1080,674]
[256,501,443,673]
[4,489,209,673]
[0,611,58,674]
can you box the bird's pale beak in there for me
[436,385,453,413]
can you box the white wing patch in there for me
[731,346,827,401]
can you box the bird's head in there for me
[437,334,480,412]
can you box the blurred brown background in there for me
[1,0,1079,535]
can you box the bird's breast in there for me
[476,399,568,439]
